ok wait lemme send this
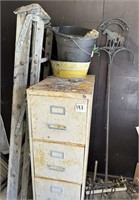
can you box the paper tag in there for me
[136,126,139,135]
[75,104,87,112]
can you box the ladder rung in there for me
[41,57,48,63]
[29,57,48,63]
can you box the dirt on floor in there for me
[1,174,139,200]
[85,173,139,200]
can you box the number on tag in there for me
[75,104,87,112]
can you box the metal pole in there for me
[93,160,98,182]
[105,63,111,183]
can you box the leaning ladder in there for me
[7,4,52,200]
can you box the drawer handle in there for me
[48,165,65,172]
[50,185,64,194]
[50,150,64,159]
[48,124,67,131]
[50,106,65,115]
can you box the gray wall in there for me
[1,0,139,178]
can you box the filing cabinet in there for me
[27,75,95,200]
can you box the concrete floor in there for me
[1,186,138,200]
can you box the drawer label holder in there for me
[50,106,65,115]
[50,150,64,159]
[50,185,64,194]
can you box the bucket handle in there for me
[70,37,93,57]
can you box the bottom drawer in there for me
[35,178,81,200]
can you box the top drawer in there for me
[28,95,87,145]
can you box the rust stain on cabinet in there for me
[27,75,95,96]
[27,75,95,200]
[35,149,45,168]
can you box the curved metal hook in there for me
[110,48,135,66]
[98,18,129,31]
[98,47,112,64]
[98,47,135,68]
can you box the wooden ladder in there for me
[7,4,52,200]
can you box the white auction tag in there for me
[75,104,87,112]
[136,126,139,135]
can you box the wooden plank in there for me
[20,116,30,199]
[30,18,44,85]
[14,3,51,22]
[17,121,26,197]
[18,17,45,199]
[133,163,139,186]
[86,186,127,195]
[0,157,8,185]
[45,26,53,60]
[0,115,9,154]
[85,191,131,200]
[7,4,50,199]
[7,12,32,200]
[20,14,45,200]
[43,26,53,78]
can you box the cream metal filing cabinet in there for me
[27,75,95,200]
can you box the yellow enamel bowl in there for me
[51,60,90,79]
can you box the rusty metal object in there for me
[85,173,139,199]
[27,75,95,200]
[97,18,135,185]
[103,28,125,48]
[93,160,98,182]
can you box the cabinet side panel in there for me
[81,95,94,200]
[27,94,36,199]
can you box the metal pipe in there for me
[105,63,111,183]
[96,173,133,181]
[93,160,98,182]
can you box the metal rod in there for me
[96,172,133,180]
[93,160,98,182]
[105,63,111,184]
[98,18,135,187]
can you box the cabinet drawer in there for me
[29,96,87,145]
[35,178,81,200]
[33,141,84,184]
